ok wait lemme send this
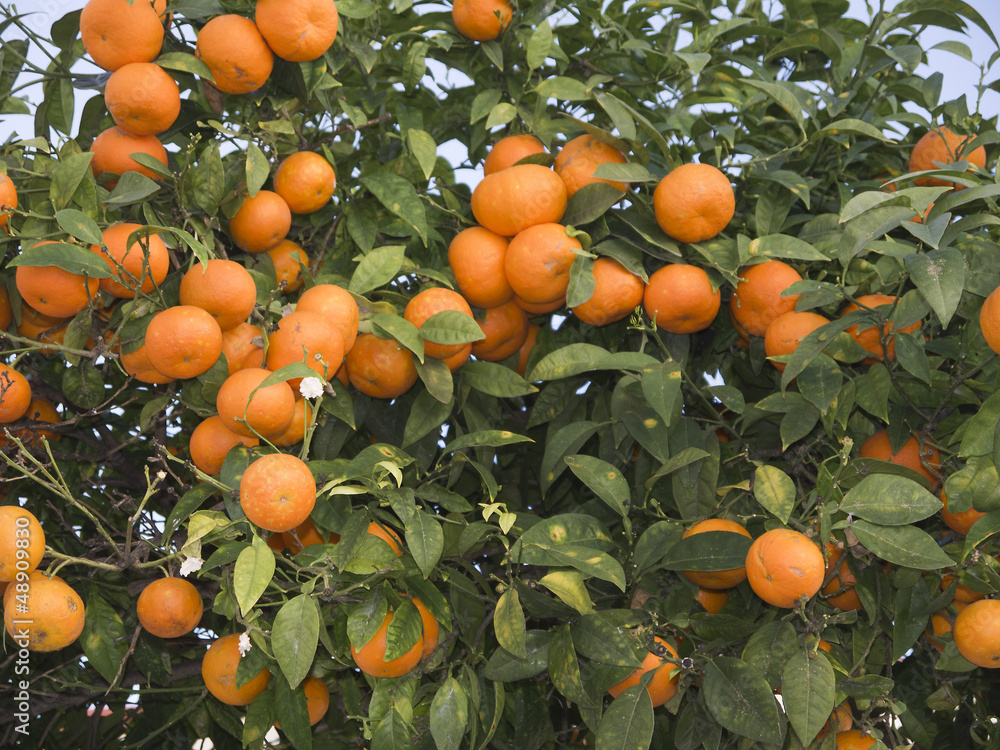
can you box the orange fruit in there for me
[80,0,165,71]
[282,517,340,554]
[179,259,257,331]
[3,575,85,652]
[267,239,309,292]
[504,222,581,305]
[483,134,546,175]
[368,521,404,556]
[144,305,224,379]
[858,429,940,490]
[939,489,986,536]
[833,729,877,749]
[15,261,100,319]
[0,506,45,582]
[729,260,802,338]
[273,151,337,214]
[119,342,175,384]
[553,134,628,197]
[2,570,53,612]
[745,528,825,608]
[516,322,540,377]
[763,311,829,372]
[8,397,61,448]
[411,597,439,660]
[926,611,953,653]
[272,398,313,447]
[695,587,729,614]
[301,676,330,726]
[136,577,203,638]
[513,294,564,315]
[0,364,32,424]
[201,633,271,705]
[240,453,317,533]
[89,126,168,187]
[980,285,1000,355]
[643,264,720,334]
[351,610,424,678]
[189,414,259,476]
[404,287,475,359]
[448,226,515,309]
[817,705,854,741]
[571,257,644,326]
[0,172,18,229]
[195,14,274,95]
[653,163,735,243]
[222,322,264,375]
[940,573,984,604]
[822,560,863,611]
[16,304,69,354]
[104,62,180,136]
[443,343,472,371]
[216,367,296,438]
[92,223,170,298]
[840,293,921,363]
[909,126,986,188]
[470,299,529,361]
[229,190,291,254]
[607,637,679,707]
[255,0,338,62]
[471,164,567,237]
[296,284,359,354]
[0,279,12,329]
[266,310,344,386]
[451,0,513,41]
[345,332,419,399]
[681,518,752,589]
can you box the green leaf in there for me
[402,390,453,446]
[233,535,276,616]
[595,686,654,750]
[104,171,161,206]
[407,129,437,181]
[54,208,103,245]
[572,613,643,668]
[62,366,105,409]
[703,657,784,745]
[156,51,214,79]
[566,255,596,309]
[675,51,713,74]
[371,708,411,750]
[840,474,942,525]
[743,79,806,136]
[658,530,753,571]
[527,21,553,69]
[404,510,444,578]
[49,151,94,210]
[273,677,312,750]
[483,630,551,682]
[563,182,628,225]
[347,590,388,651]
[383,598,422,662]
[349,245,406,294]
[272,595,320,689]
[80,590,129,685]
[765,28,842,65]
[812,118,891,141]
[742,621,798,688]
[632,521,683,574]
[564,454,629,517]
[414,355,453,402]
[536,76,590,101]
[530,343,656,381]
[9,241,112,278]
[640,361,682,428]
[460,361,538,397]
[495,587,527,658]
[960,391,1000,457]
[850,520,954,570]
[748,234,828,261]
[445,429,533,453]
[905,247,964,328]
[754,465,796,523]
[548,624,597,708]
[361,174,427,243]
[245,142,270,198]
[420,309,485,345]
[430,678,469,750]
[538,570,595,615]
[782,648,835,745]
[893,331,932,385]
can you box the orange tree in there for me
[1,0,1000,747]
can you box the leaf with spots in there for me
[703,657,785,745]
[564,453,629,516]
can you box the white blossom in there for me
[299,377,324,399]
[179,556,203,577]
[238,632,252,657]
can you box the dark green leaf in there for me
[703,657,784,744]
[850,520,953,569]
[9,241,111,278]
[595,685,654,750]
[430,678,469,750]
[782,648,835,745]
[564,454,629,516]
[658,530,753,571]
[840,474,942,525]
[80,590,129,685]
[272,595,320,689]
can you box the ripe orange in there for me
[345,332,419,399]
[909,126,986,188]
[483,134,546,175]
[301,676,331,726]
[411,597,439,660]
[571,257,644,326]
[643,264,720,334]
[368,521,404,556]
[0,364,32,424]
[516,322,540,377]
[80,0,165,71]
[92,223,170,298]
[16,303,69,354]
[15,261,100,319]
[470,299,529,361]
[833,730,877,749]
[448,226,515,309]
[268,239,310,293]
[351,610,424,678]
[272,398,313,447]
[443,343,472,371]
[653,163,735,243]
[89,126,168,187]
[201,633,271,705]
[179,259,257,331]
[282,517,340,554]
[451,0,513,41]
[695,587,729,614]
[266,310,344,386]
[229,190,291,254]
[0,172,18,229]
[296,283,359,354]
[0,505,45,582]
[939,489,986,536]
[980,285,1000,355]
[471,164,567,237]
[952,599,1000,669]
[763,311,829,372]
[925,611,953,653]
[504,223,581,304]
[681,518,752,589]
[940,573,984,604]
[136,577,203,638]
[216,367,296,438]
[189,414,259,476]
[840,293,921,363]
[822,559,862,611]
[195,15,274,95]
[817,705,854,740]
[9,397,61,448]
[554,134,628,197]
[729,260,802,338]
[240,453,317,532]
[255,0,338,62]
[104,62,180,136]
[607,637,679,707]
[119,342,175,384]
[144,305,224,380]
[3,575,85,651]
[859,429,940,490]
[273,151,337,213]
[404,287,476,359]
[513,294,565,315]
[222,322,264,375]
[745,528,825,608]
